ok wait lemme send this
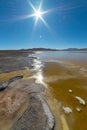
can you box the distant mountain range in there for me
[19,48,87,51]
[62,48,87,51]
[1,48,87,52]
[20,48,58,51]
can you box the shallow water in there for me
[0,51,87,130]
[35,51,87,130]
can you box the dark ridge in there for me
[0,75,23,91]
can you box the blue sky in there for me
[0,0,87,50]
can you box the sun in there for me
[35,10,42,18]
[26,0,50,29]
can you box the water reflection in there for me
[35,51,87,63]
[28,54,47,87]
[36,52,87,130]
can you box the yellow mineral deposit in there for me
[0,69,31,82]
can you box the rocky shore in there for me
[0,76,55,130]
[11,94,55,130]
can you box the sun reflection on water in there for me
[29,54,47,87]
[35,71,43,84]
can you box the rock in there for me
[0,78,55,130]
[8,78,45,94]
[0,75,23,91]
[0,81,9,91]
[0,89,28,130]
[11,94,55,130]
[8,75,23,83]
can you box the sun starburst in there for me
[35,10,42,18]
[26,0,50,29]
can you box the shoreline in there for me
[0,69,69,130]
[0,51,87,130]
[0,73,55,130]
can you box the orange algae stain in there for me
[0,69,31,82]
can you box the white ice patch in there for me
[80,67,86,72]
[37,95,54,129]
[68,89,72,93]
[75,96,86,105]
[62,106,72,114]
[76,107,81,112]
